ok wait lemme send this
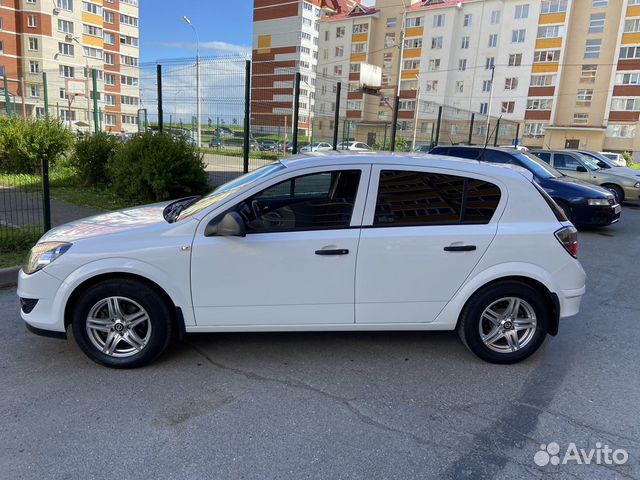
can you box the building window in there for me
[120,75,138,86]
[515,4,529,19]
[0,41,3,54]
[404,38,422,49]
[351,43,367,54]
[485,57,495,69]
[336,26,345,38]
[538,25,562,38]
[105,73,116,85]
[488,34,498,47]
[509,53,522,66]
[530,74,556,86]
[353,23,368,34]
[28,38,39,51]
[58,19,74,33]
[458,59,467,71]
[57,0,73,10]
[58,42,74,56]
[624,18,640,33]
[105,114,116,126]
[404,59,420,70]
[333,65,342,76]
[382,54,392,69]
[460,36,469,49]
[431,36,443,49]
[428,58,440,71]
[27,15,38,28]
[589,13,606,33]
[425,80,438,92]
[83,24,103,37]
[573,113,589,124]
[524,122,546,137]
[581,65,597,82]
[511,29,526,43]
[592,0,608,7]
[541,0,567,13]
[527,98,553,110]
[104,11,114,23]
[606,124,636,137]
[335,46,343,57]
[584,39,601,59]
[576,89,593,106]
[387,17,396,28]
[611,97,640,111]
[615,72,640,85]
[619,45,640,59]
[405,17,424,28]
[29,61,39,73]
[433,14,445,27]
[463,14,472,27]
[534,50,561,62]
[501,102,515,113]
[30,85,40,97]
[385,33,396,47]
[505,77,518,90]
[104,32,115,44]
[455,81,464,93]
[479,103,488,115]
[82,1,102,15]
[482,80,493,92]
[59,65,75,78]
[490,10,501,24]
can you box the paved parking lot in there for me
[1,207,639,480]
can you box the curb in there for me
[0,267,20,289]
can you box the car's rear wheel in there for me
[71,279,173,368]
[457,282,548,364]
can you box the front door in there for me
[355,166,503,324]
[190,166,371,327]
[552,152,594,182]
[565,139,580,149]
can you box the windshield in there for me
[514,152,564,180]
[580,151,615,168]
[576,153,601,171]
[176,162,285,221]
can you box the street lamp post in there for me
[66,35,91,133]
[183,16,201,149]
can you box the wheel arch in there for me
[601,183,624,201]
[455,276,560,336]
[63,272,186,339]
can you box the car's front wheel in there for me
[457,282,549,364]
[71,279,173,368]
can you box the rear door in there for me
[355,165,505,324]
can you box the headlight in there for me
[24,242,72,275]
[587,198,610,206]
[634,182,640,188]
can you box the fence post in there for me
[92,69,99,134]
[390,95,400,152]
[42,72,49,117]
[332,82,341,150]
[514,122,520,146]
[292,72,301,154]
[243,60,251,174]
[434,106,442,147]
[41,158,51,232]
[156,64,163,133]
[383,122,388,150]
[4,74,12,115]
[468,113,474,145]
[494,118,501,146]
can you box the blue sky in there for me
[140,1,254,63]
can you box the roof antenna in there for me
[479,115,502,163]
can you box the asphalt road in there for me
[1,208,640,480]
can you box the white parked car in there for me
[339,141,372,151]
[600,152,627,167]
[19,153,586,368]
[300,142,333,152]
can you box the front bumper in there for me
[574,202,621,226]
[17,268,67,336]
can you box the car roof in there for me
[278,151,534,182]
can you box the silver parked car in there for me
[531,149,640,202]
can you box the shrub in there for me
[623,151,634,166]
[0,116,73,173]
[109,132,210,203]
[71,133,119,187]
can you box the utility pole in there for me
[411,74,421,151]
[390,12,406,153]
[484,64,495,147]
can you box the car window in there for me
[232,170,361,233]
[479,150,518,165]
[430,147,450,155]
[373,170,501,227]
[535,152,552,163]
[450,148,480,160]
[554,153,582,170]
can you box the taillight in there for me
[555,226,578,258]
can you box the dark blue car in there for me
[429,146,620,227]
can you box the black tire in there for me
[603,184,624,203]
[457,282,549,364]
[71,279,173,368]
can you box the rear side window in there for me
[449,148,480,160]
[374,170,501,226]
[430,147,450,155]
[535,152,552,163]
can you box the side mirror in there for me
[597,161,607,168]
[576,165,588,173]
[204,212,246,237]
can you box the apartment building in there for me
[0,0,140,133]
[251,0,359,135]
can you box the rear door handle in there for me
[444,245,476,252]
[315,249,349,256]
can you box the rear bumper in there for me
[558,285,586,319]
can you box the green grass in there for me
[0,227,40,269]
[630,163,640,171]
[0,166,134,212]
[198,147,279,161]
[0,249,28,269]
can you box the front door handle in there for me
[315,249,349,256]
[444,245,476,252]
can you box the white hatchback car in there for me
[18,154,586,368]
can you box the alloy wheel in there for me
[478,297,537,353]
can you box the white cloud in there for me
[152,40,251,55]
